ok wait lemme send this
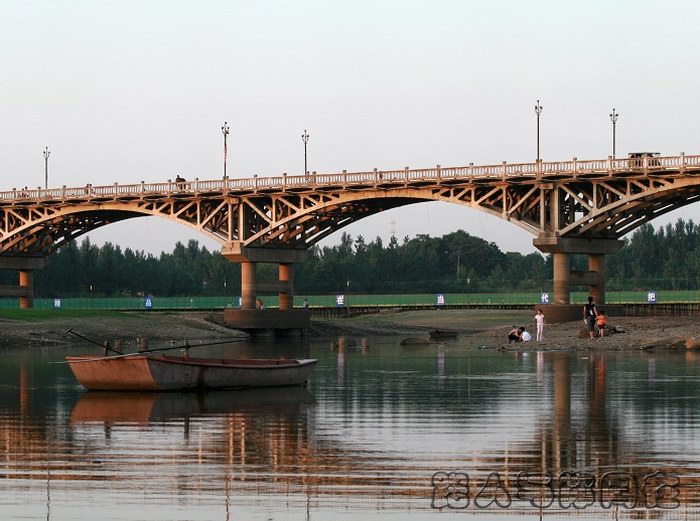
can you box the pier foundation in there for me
[221,244,310,336]
[533,237,624,323]
[0,256,46,309]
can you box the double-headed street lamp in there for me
[43,146,50,189]
[609,108,619,158]
[301,129,310,175]
[221,121,230,179]
[534,100,543,162]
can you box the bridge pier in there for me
[552,253,570,305]
[278,263,294,310]
[18,271,34,309]
[241,261,257,310]
[534,237,623,322]
[221,245,310,336]
[0,257,46,309]
[588,254,605,304]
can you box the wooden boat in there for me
[65,354,318,391]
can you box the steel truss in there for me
[1,168,699,256]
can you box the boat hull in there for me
[66,355,318,391]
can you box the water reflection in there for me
[0,342,699,519]
[70,388,315,425]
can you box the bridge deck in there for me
[2,153,699,202]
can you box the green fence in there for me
[1,289,698,310]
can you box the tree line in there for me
[0,219,697,297]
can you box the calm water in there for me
[1,336,700,520]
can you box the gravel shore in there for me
[0,312,246,347]
[0,309,697,352]
[312,309,700,352]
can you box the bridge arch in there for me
[2,153,700,312]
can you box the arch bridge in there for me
[2,153,699,322]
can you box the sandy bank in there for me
[0,312,246,347]
[312,309,700,352]
[0,309,696,352]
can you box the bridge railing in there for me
[1,153,699,202]
[686,155,700,167]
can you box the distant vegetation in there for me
[606,219,700,291]
[1,219,698,297]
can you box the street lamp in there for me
[221,121,229,179]
[534,100,543,162]
[43,146,50,189]
[301,129,310,176]
[609,108,619,158]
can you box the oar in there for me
[66,328,122,355]
[128,338,242,356]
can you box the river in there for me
[1,335,699,520]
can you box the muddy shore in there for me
[0,312,246,348]
[0,308,696,352]
[314,309,700,351]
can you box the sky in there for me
[2,0,700,256]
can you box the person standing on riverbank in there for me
[596,309,607,337]
[583,296,598,339]
[535,309,545,341]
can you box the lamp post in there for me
[534,100,543,162]
[301,129,310,176]
[221,121,229,179]
[43,146,50,189]
[609,108,619,158]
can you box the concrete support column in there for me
[241,262,257,310]
[533,237,622,320]
[552,252,570,305]
[222,245,311,335]
[278,262,293,310]
[588,254,605,304]
[19,270,33,309]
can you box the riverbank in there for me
[0,308,696,351]
[0,311,246,347]
[312,309,699,351]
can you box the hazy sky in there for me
[3,0,700,255]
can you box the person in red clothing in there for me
[596,309,607,337]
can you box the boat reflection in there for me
[69,387,315,425]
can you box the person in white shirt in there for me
[534,309,545,341]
